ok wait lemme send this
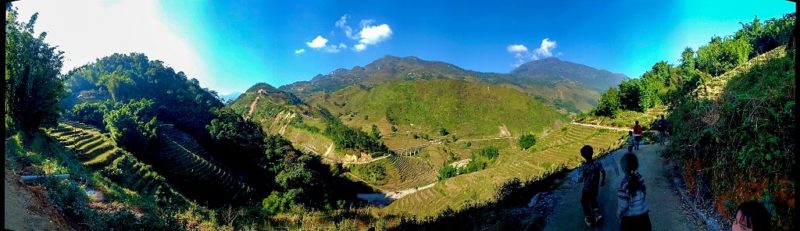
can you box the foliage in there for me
[308,79,567,137]
[103,99,158,153]
[593,87,620,117]
[371,124,382,139]
[460,146,500,175]
[697,36,751,76]
[666,50,794,229]
[438,165,458,180]
[261,191,296,216]
[323,117,389,155]
[438,127,450,136]
[69,101,111,128]
[350,163,387,183]
[5,7,65,133]
[207,107,266,164]
[63,53,222,142]
[518,134,536,150]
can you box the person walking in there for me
[579,145,606,226]
[657,115,668,145]
[618,152,651,231]
[632,121,643,150]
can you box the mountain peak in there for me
[512,58,627,90]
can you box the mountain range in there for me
[280,56,627,113]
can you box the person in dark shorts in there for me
[618,152,651,231]
[732,201,772,231]
[579,145,606,226]
[632,121,643,150]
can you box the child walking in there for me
[618,152,651,231]
[627,131,635,153]
[579,145,606,226]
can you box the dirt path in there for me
[542,144,705,230]
[570,122,630,132]
[246,95,260,119]
[5,168,70,231]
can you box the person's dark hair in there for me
[736,201,771,231]
[635,120,639,125]
[628,131,633,135]
[580,145,593,161]
[620,152,641,195]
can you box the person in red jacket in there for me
[632,121,643,150]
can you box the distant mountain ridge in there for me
[279,55,627,113]
[511,57,628,91]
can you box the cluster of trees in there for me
[68,99,159,153]
[5,9,65,134]
[593,14,795,117]
[438,146,500,180]
[204,108,361,214]
[62,53,223,143]
[323,118,389,155]
[518,134,536,150]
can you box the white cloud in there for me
[294,48,305,54]
[335,15,358,40]
[534,38,557,58]
[353,43,366,51]
[306,35,329,48]
[507,44,528,53]
[354,23,392,52]
[309,15,392,53]
[506,38,559,67]
[13,0,212,88]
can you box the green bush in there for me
[518,134,536,150]
[438,165,458,180]
[350,163,387,183]
[103,99,158,153]
[70,101,110,128]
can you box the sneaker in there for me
[593,208,602,221]
[585,217,593,226]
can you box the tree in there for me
[70,101,110,128]
[518,134,536,150]
[594,87,621,117]
[371,124,381,139]
[103,99,158,153]
[5,7,65,132]
[207,108,266,168]
[618,80,643,111]
[439,127,450,136]
[680,47,696,71]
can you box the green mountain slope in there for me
[511,57,628,91]
[306,79,568,138]
[280,55,624,113]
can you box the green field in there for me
[307,79,568,138]
[48,122,175,196]
[382,124,626,218]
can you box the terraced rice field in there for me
[48,122,174,196]
[149,125,256,204]
[382,124,626,218]
[351,155,437,192]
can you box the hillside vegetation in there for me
[307,79,567,138]
[281,55,624,113]
[586,13,796,230]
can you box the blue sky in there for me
[16,0,795,94]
